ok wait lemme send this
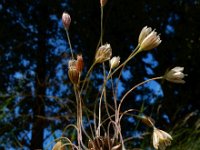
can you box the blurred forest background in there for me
[0,0,200,149]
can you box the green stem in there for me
[66,30,74,59]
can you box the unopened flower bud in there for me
[76,54,84,73]
[68,59,79,84]
[95,43,112,63]
[110,56,120,69]
[62,12,71,30]
[52,141,66,150]
[164,67,186,84]
[139,26,161,51]
[100,0,107,7]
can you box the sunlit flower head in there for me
[164,67,186,84]
[62,12,71,30]
[153,127,173,150]
[52,141,66,150]
[95,43,112,63]
[139,26,161,51]
[110,56,120,69]
[68,59,79,84]
[100,0,108,7]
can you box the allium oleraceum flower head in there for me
[95,43,112,63]
[110,56,120,69]
[62,12,71,30]
[164,66,186,84]
[153,127,173,150]
[68,59,79,84]
[139,26,161,51]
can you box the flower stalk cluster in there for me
[54,1,187,149]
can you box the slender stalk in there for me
[97,68,112,136]
[80,62,96,94]
[100,6,104,45]
[74,85,82,149]
[66,30,74,59]
[117,76,163,120]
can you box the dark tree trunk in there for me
[31,42,46,149]
[30,2,48,149]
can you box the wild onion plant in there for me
[52,1,186,150]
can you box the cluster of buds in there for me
[164,66,186,84]
[62,12,71,30]
[153,127,173,150]
[68,54,84,84]
[95,43,112,63]
[138,26,161,51]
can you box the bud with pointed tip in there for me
[110,56,120,69]
[76,54,84,73]
[62,12,71,30]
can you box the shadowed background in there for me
[0,0,199,149]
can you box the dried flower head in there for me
[152,127,173,150]
[52,141,66,150]
[68,59,79,84]
[100,0,108,7]
[62,12,71,30]
[76,54,84,73]
[139,26,161,51]
[95,43,112,63]
[110,56,120,69]
[164,67,186,84]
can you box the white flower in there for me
[153,127,173,150]
[95,43,112,63]
[139,26,161,51]
[110,56,120,69]
[165,67,186,84]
